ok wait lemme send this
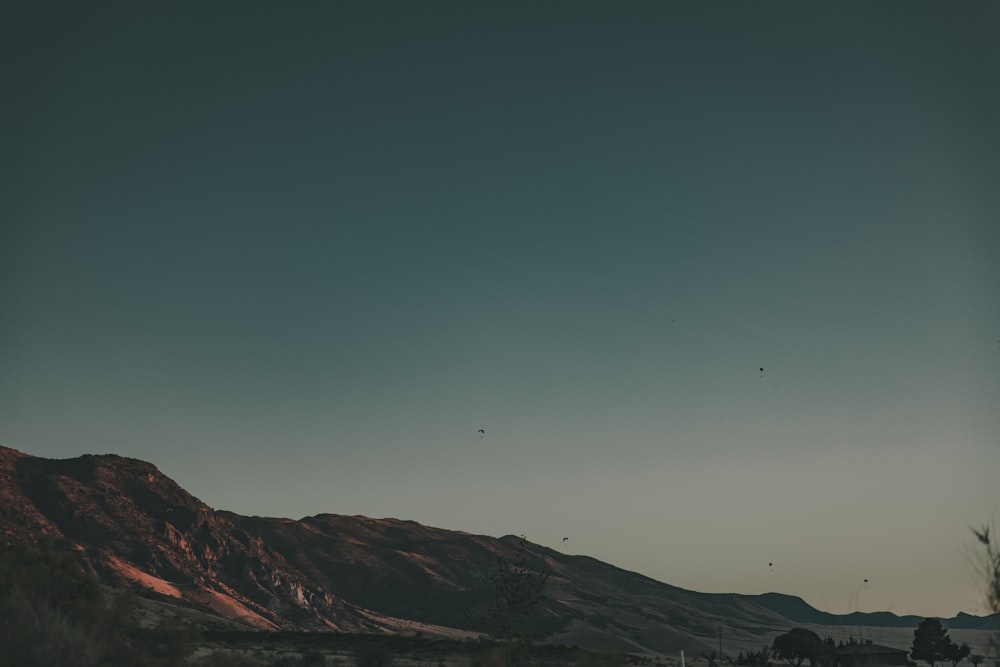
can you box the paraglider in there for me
[759,367,765,378]
[769,562,773,572]
[850,578,868,612]
[563,537,569,542]
[478,429,485,438]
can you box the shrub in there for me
[354,642,394,667]
[0,542,198,667]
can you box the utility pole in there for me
[719,626,723,661]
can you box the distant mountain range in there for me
[744,593,998,631]
[1,446,995,654]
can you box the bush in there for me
[0,542,198,667]
[354,642,394,667]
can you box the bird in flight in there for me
[478,429,485,438]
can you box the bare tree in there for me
[972,524,999,653]
[468,535,551,667]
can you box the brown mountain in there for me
[0,447,992,654]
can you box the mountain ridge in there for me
[1,446,995,654]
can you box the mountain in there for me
[1,446,995,654]
[747,593,999,631]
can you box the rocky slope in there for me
[0,446,994,654]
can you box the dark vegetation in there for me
[466,535,552,667]
[972,524,1000,655]
[771,628,821,667]
[736,619,987,667]
[910,619,969,667]
[0,542,197,666]
[735,647,775,667]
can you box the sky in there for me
[2,2,999,619]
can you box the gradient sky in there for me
[3,2,999,619]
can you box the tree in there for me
[968,655,984,667]
[736,647,775,667]
[910,618,953,667]
[972,525,999,653]
[468,535,551,667]
[945,642,970,667]
[772,628,822,667]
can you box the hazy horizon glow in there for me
[3,2,998,619]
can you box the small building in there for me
[815,642,910,667]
